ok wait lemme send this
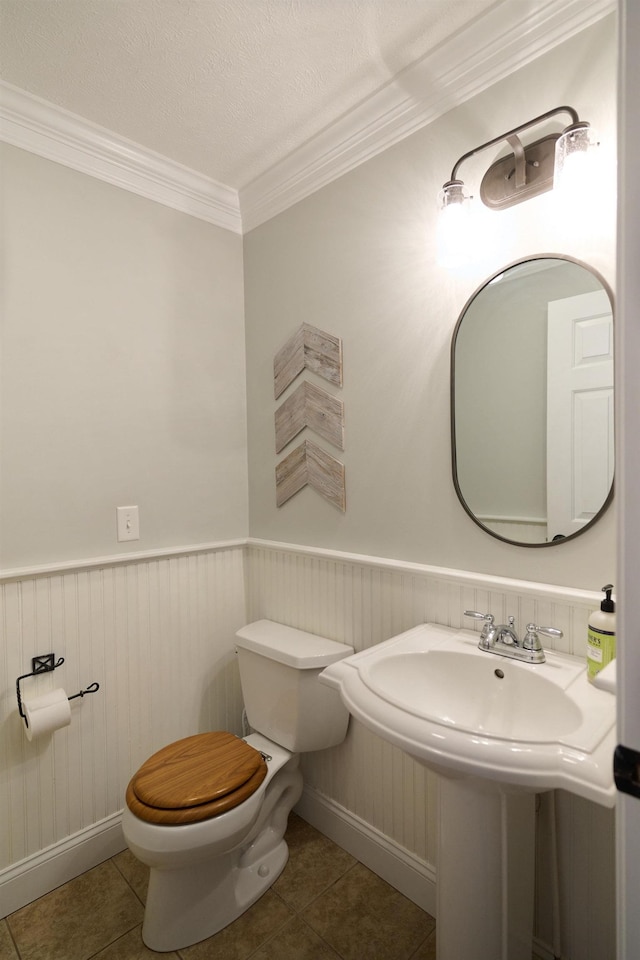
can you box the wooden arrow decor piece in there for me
[276,439,346,511]
[275,381,344,454]
[274,323,343,399]
[273,323,345,511]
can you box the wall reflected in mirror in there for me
[451,256,614,547]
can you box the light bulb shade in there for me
[554,121,595,192]
[437,180,472,268]
[438,179,469,211]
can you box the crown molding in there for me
[0,81,242,234]
[0,0,615,234]
[240,0,617,231]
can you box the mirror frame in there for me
[450,253,615,548]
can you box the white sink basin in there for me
[321,622,616,806]
[365,649,584,741]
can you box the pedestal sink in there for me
[320,622,616,960]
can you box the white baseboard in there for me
[295,786,437,917]
[0,812,126,918]
[1,791,436,920]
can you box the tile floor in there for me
[1,815,437,960]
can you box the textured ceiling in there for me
[0,0,498,189]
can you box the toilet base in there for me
[142,835,289,952]
[139,748,303,952]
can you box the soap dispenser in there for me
[587,583,616,683]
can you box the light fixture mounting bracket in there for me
[479,133,560,210]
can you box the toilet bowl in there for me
[122,620,353,953]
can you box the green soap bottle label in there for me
[587,626,616,681]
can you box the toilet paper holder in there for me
[16,653,100,727]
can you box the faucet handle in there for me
[523,622,563,652]
[464,610,496,647]
[464,610,494,624]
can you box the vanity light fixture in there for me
[439,105,595,214]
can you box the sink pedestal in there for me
[437,777,536,960]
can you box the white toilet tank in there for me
[235,620,354,752]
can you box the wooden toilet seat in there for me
[126,731,268,825]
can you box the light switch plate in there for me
[116,505,140,542]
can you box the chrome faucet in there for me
[464,610,563,664]
[495,615,519,648]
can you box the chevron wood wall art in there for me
[273,323,345,510]
[275,380,344,454]
[273,323,343,399]
[276,439,346,511]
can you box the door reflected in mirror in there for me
[451,256,614,547]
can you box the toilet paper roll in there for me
[23,688,71,741]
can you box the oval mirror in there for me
[451,255,614,547]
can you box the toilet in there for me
[122,619,354,953]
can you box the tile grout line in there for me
[3,919,22,960]
[408,926,437,960]
[241,855,361,959]
[110,854,147,909]
[298,915,344,960]
[87,924,146,960]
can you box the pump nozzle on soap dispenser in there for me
[587,583,616,683]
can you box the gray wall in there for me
[1,146,248,568]
[243,15,617,589]
[0,16,617,589]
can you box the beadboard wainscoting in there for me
[246,540,616,960]
[0,544,248,917]
[1,538,616,959]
